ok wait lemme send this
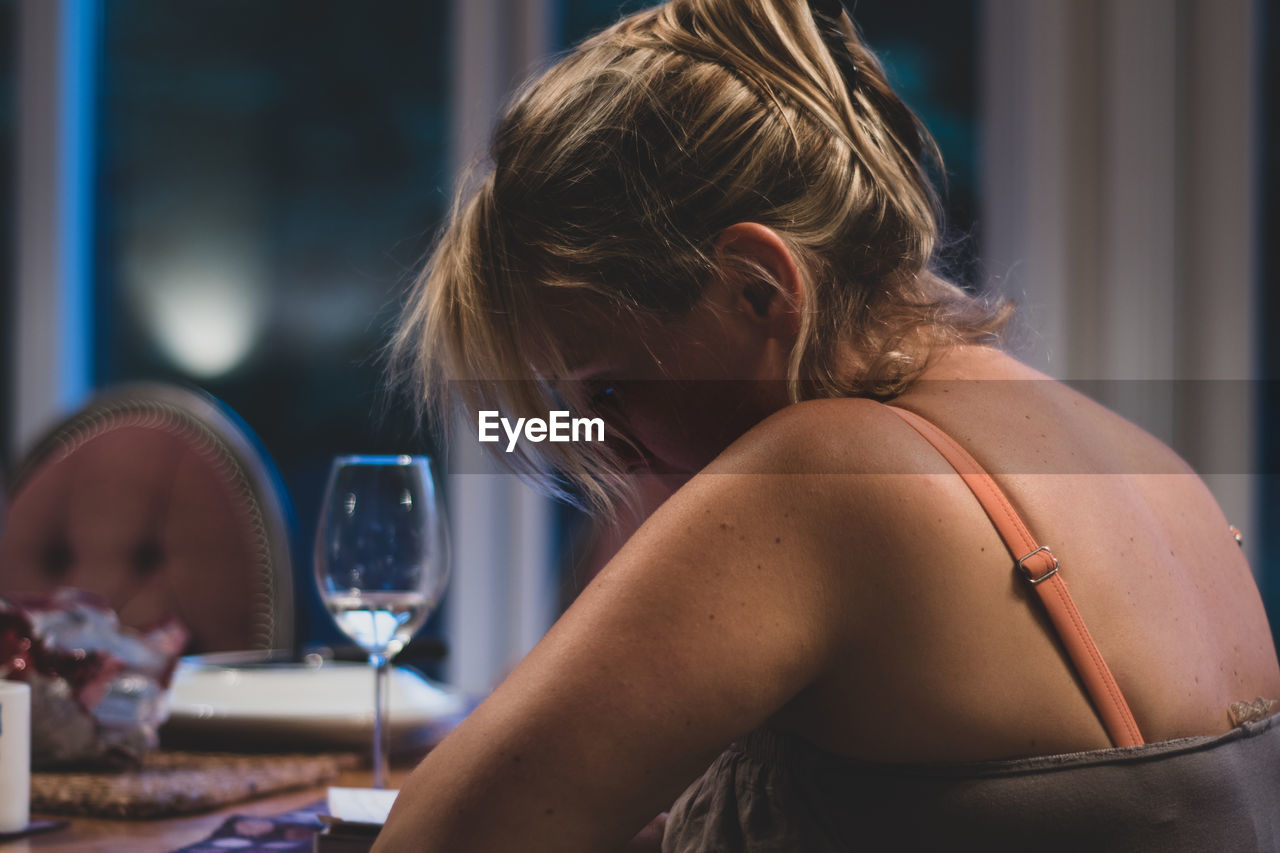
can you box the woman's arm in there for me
[372,430,854,852]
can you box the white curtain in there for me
[981,0,1260,573]
[12,0,98,458]
[444,0,560,694]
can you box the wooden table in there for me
[11,767,410,853]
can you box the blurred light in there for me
[135,259,266,378]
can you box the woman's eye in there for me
[589,385,620,408]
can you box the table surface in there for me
[11,766,411,853]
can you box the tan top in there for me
[663,712,1280,852]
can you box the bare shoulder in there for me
[375,403,945,852]
[704,395,940,478]
[634,395,973,653]
[649,395,962,565]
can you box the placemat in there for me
[32,751,362,819]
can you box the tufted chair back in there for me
[0,384,295,653]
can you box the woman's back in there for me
[375,0,1279,846]
[770,345,1280,763]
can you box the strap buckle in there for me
[1016,545,1060,585]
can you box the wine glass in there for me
[314,455,448,788]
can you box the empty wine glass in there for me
[314,455,448,788]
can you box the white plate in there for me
[164,654,466,750]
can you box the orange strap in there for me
[885,405,1144,748]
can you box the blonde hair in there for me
[391,0,1009,515]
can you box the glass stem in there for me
[371,652,390,788]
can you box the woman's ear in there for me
[713,223,804,338]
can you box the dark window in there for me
[94,0,451,653]
[560,0,651,41]
[852,2,980,289]
[1261,0,1278,645]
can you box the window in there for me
[1260,0,1278,642]
[854,2,980,288]
[94,0,451,652]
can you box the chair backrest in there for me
[0,383,295,653]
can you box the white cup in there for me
[0,681,31,834]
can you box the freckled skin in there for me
[375,256,1280,851]
[375,349,1280,853]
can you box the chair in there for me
[0,383,295,653]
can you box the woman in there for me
[376,0,1280,849]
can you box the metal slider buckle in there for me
[1016,545,1060,585]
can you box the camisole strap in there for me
[884,404,1145,748]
